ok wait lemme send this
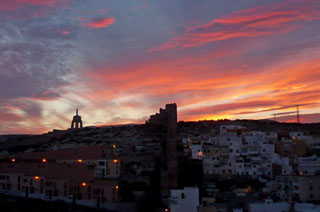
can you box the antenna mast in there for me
[296,105,300,123]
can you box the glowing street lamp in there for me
[77,159,83,163]
[113,159,118,163]
[81,182,87,187]
[115,185,119,190]
[34,176,40,180]
[42,158,47,163]
[11,158,16,163]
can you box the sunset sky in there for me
[1,0,320,134]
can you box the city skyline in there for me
[1,0,320,134]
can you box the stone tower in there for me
[147,103,178,201]
[71,108,83,129]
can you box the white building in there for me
[220,125,245,135]
[249,199,290,212]
[170,187,199,212]
[295,203,320,212]
[297,155,320,175]
[201,127,280,178]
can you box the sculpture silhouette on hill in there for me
[71,108,83,129]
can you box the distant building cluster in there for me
[0,104,320,212]
[181,124,320,212]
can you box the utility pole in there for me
[297,105,300,123]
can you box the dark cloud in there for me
[0,23,74,102]
[0,0,72,21]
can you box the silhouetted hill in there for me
[0,120,319,155]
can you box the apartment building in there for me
[275,176,320,202]
[14,145,120,179]
[0,145,120,209]
[297,155,320,175]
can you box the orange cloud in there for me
[81,17,116,30]
[83,53,320,124]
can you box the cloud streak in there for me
[149,0,320,51]
[81,17,116,29]
[0,0,70,11]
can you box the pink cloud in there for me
[149,0,320,51]
[81,17,116,30]
[57,29,70,36]
[270,113,320,123]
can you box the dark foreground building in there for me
[147,103,178,203]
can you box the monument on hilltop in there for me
[71,108,83,129]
